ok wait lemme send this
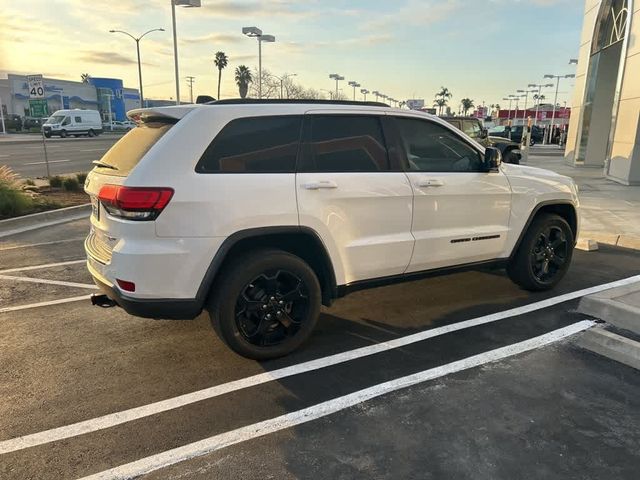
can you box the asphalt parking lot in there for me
[1,219,640,479]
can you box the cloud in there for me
[200,0,316,19]
[363,0,461,31]
[181,33,243,45]
[79,51,155,67]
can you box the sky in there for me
[0,0,585,108]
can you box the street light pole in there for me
[329,74,344,98]
[372,90,380,101]
[348,81,360,101]
[242,27,275,99]
[528,82,554,127]
[273,73,296,99]
[171,0,201,105]
[110,28,165,108]
[543,73,575,144]
[360,88,369,101]
[186,76,195,103]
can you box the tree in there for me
[434,86,452,115]
[235,65,252,98]
[533,94,546,104]
[80,73,91,83]
[433,98,447,115]
[461,98,475,116]
[214,51,228,100]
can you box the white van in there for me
[43,109,103,138]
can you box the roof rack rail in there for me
[206,98,390,108]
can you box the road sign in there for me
[27,74,45,98]
[406,99,425,110]
[29,99,49,118]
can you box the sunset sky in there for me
[0,0,584,107]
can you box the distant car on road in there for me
[489,125,544,146]
[102,120,136,131]
[43,109,103,138]
[442,117,521,164]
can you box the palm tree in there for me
[434,86,452,115]
[235,65,253,98]
[433,98,447,115]
[80,73,91,83]
[214,51,228,100]
[533,94,546,105]
[461,98,474,116]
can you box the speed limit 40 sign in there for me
[27,74,45,98]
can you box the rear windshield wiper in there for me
[92,160,119,170]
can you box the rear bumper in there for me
[90,269,203,320]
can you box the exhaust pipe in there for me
[91,293,117,308]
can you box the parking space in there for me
[1,221,640,479]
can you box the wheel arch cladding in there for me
[201,227,338,307]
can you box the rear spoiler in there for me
[126,105,198,123]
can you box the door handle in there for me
[416,178,445,187]
[302,180,338,190]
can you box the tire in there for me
[507,213,574,291]
[44,132,51,138]
[529,139,535,147]
[60,130,67,138]
[504,149,520,165]
[208,249,322,360]
[88,129,95,137]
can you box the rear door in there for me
[296,112,414,284]
[389,115,512,272]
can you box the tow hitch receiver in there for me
[91,294,117,308]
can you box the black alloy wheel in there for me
[530,225,568,285]
[210,249,321,359]
[235,269,309,347]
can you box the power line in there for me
[186,76,195,104]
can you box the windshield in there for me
[489,126,506,133]
[45,115,65,125]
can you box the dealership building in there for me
[0,74,142,122]
[565,0,639,185]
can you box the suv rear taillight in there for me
[98,185,174,221]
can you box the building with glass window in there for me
[565,0,639,185]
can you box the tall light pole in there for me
[110,28,164,108]
[516,88,537,124]
[502,96,516,121]
[273,73,296,99]
[528,82,554,127]
[361,88,369,101]
[243,26,275,98]
[543,73,576,144]
[329,74,344,98]
[372,90,380,101]
[348,81,361,101]
[172,0,201,105]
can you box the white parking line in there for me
[0,275,636,456]
[0,154,9,158]
[77,321,594,480]
[0,295,91,314]
[0,274,97,290]
[0,237,86,251]
[0,259,85,274]
[81,148,107,152]
[24,159,70,165]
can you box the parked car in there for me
[442,117,521,164]
[85,99,579,359]
[43,109,103,138]
[489,125,545,145]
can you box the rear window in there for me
[195,115,303,173]
[94,121,173,176]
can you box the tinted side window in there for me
[196,116,302,173]
[395,118,484,173]
[462,120,481,138]
[304,115,389,172]
[75,116,82,123]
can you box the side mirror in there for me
[484,147,502,171]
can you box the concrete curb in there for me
[577,231,640,251]
[577,281,640,335]
[575,328,640,370]
[0,204,91,238]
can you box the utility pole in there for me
[186,76,195,103]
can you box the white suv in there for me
[84,99,579,359]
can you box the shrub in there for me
[49,175,63,188]
[25,178,35,186]
[62,177,80,192]
[76,172,88,185]
[0,166,33,217]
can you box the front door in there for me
[391,115,512,272]
[296,113,414,285]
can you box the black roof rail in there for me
[206,98,390,108]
